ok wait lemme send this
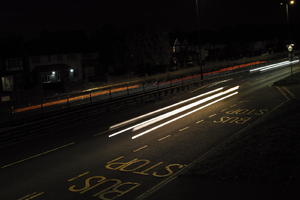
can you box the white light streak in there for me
[250,60,299,73]
[132,91,239,140]
[132,86,239,131]
[260,59,299,72]
[250,61,289,72]
[109,87,224,130]
[108,86,238,138]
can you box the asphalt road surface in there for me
[0,61,298,200]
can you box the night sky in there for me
[1,0,299,34]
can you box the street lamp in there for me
[281,0,296,73]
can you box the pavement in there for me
[0,63,299,200]
[145,68,300,200]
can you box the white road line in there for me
[1,142,75,169]
[133,145,148,153]
[196,120,204,124]
[158,135,172,142]
[209,114,217,118]
[179,127,189,132]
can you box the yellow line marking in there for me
[67,171,90,182]
[18,192,37,200]
[209,114,217,118]
[18,192,44,200]
[196,120,204,124]
[276,87,290,101]
[179,127,189,132]
[133,145,148,153]
[282,87,296,99]
[158,135,171,142]
[1,142,75,169]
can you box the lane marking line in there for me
[18,192,37,200]
[282,87,296,99]
[191,85,207,93]
[276,87,290,101]
[1,142,75,169]
[18,192,44,200]
[179,127,189,132]
[157,135,172,142]
[133,145,148,153]
[209,114,217,118]
[67,171,90,182]
[196,120,204,124]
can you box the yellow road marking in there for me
[209,114,217,118]
[276,87,290,101]
[179,127,189,132]
[1,142,75,169]
[18,192,37,200]
[282,87,296,99]
[196,120,204,124]
[133,145,148,153]
[18,192,44,200]
[158,135,171,142]
[68,171,90,182]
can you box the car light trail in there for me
[250,61,290,72]
[260,59,299,72]
[250,60,299,73]
[109,87,224,130]
[132,91,239,140]
[108,86,239,138]
[132,86,239,131]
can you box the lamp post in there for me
[195,0,204,80]
[281,0,295,43]
[281,0,296,74]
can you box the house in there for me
[29,53,83,87]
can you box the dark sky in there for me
[0,0,299,34]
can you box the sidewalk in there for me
[145,69,300,200]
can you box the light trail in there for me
[132,86,239,131]
[260,59,299,72]
[108,86,239,138]
[14,84,140,113]
[250,61,290,72]
[132,91,239,140]
[109,87,224,130]
[108,87,224,137]
[250,60,299,73]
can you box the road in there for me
[0,60,298,200]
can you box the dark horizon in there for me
[1,0,299,37]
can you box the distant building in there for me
[29,53,83,87]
